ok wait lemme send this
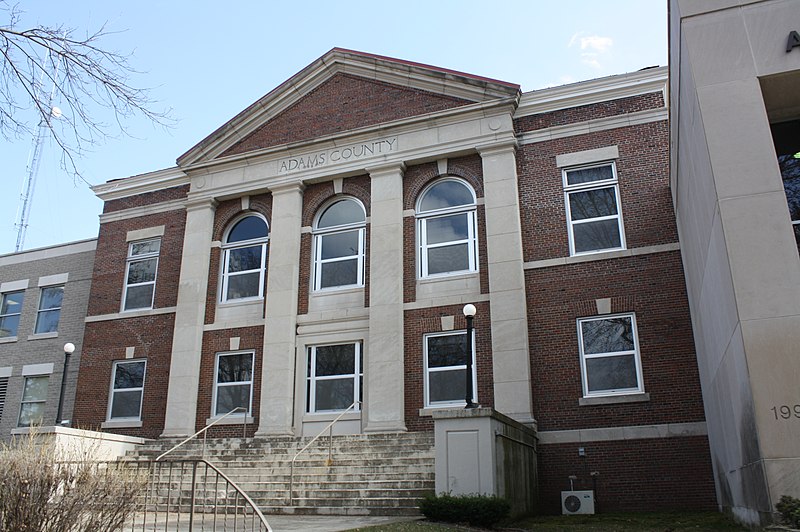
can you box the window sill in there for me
[0,336,18,344]
[85,306,177,323]
[419,406,474,417]
[102,419,143,429]
[206,415,254,426]
[28,332,59,341]
[579,393,650,406]
[303,411,361,422]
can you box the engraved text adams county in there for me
[278,137,397,173]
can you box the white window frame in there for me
[220,216,269,303]
[577,313,644,398]
[423,330,477,408]
[563,162,626,256]
[212,351,255,417]
[306,342,363,414]
[0,290,25,338]
[122,238,160,311]
[17,375,48,427]
[107,359,147,421]
[416,178,478,279]
[34,285,64,334]
[312,198,366,292]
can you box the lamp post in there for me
[55,342,75,425]
[462,304,478,409]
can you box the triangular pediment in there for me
[178,48,520,166]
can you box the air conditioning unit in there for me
[561,490,595,515]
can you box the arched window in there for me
[416,178,478,278]
[313,198,366,291]
[221,215,269,302]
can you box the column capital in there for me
[476,138,518,158]
[269,182,306,196]
[184,196,218,213]
[366,161,406,179]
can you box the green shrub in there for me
[419,492,511,528]
[777,495,800,528]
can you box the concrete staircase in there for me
[124,431,435,516]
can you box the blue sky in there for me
[0,1,667,253]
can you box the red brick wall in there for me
[88,210,186,316]
[527,251,705,431]
[223,73,471,157]
[517,120,674,262]
[103,184,189,213]
[403,302,494,431]
[537,436,716,514]
[197,326,264,437]
[514,92,664,133]
[73,314,175,439]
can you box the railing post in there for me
[189,461,197,530]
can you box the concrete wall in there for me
[0,240,96,438]
[670,0,800,525]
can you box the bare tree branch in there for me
[0,2,173,182]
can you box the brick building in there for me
[0,239,96,438]
[73,49,716,512]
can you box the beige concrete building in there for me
[670,0,800,525]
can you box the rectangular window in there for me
[578,314,643,397]
[314,229,365,290]
[424,331,476,407]
[18,375,49,427]
[123,238,160,311]
[0,290,25,338]
[306,343,362,413]
[770,120,800,250]
[0,376,8,421]
[108,360,146,420]
[213,352,254,417]
[34,285,64,334]
[564,163,625,255]
[419,212,478,277]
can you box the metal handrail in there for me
[156,407,247,462]
[288,400,360,505]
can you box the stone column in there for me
[478,142,535,425]
[162,198,217,438]
[364,162,407,433]
[256,183,304,436]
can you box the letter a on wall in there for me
[788,31,800,53]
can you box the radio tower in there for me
[13,53,62,252]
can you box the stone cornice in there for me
[517,107,668,145]
[515,66,667,118]
[98,198,188,224]
[0,238,97,265]
[92,167,189,202]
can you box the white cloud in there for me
[568,32,614,69]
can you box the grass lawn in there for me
[347,512,746,531]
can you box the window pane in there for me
[429,369,466,403]
[318,199,365,228]
[215,384,250,415]
[573,219,622,253]
[217,354,253,383]
[227,216,268,243]
[582,317,634,354]
[428,334,467,368]
[781,154,800,221]
[22,376,49,401]
[566,165,614,186]
[127,258,157,284]
[0,315,20,338]
[130,239,160,256]
[315,344,356,376]
[419,181,474,212]
[320,260,359,288]
[569,187,618,220]
[427,244,469,275]
[225,272,261,300]
[124,284,155,310]
[34,309,60,334]
[18,403,45,427]
[315,378,354,411]
[426,214,469,245]
[320,231,359,260]
[114,362,146,389]
[227,246,262,273]
[794,224,800,249]
[586,355,638,393]
[1,291,24,314]
[39,286,63,310]
[110,390,142,419]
